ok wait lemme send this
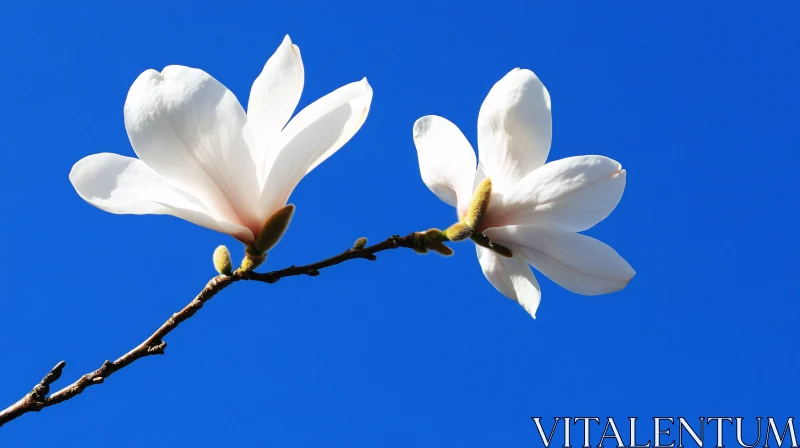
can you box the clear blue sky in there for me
[1,1,798,446]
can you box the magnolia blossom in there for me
[70,35,372,246]
[413,68,634,318]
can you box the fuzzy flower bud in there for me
[427,241,454,256]
[254,204,295,253]
[465,177,492,230]
[444,222,472,241]
[212,245,233,276]
[240,246,266,271]
[411,233,429,254]
[353,237,368,250]
[411,228,454,256]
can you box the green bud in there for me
[427,241,454,256]
[465,177,492,230]
[411,232,429,254]
[212,245,233,276]
[253,204,295,253]
[240,246,266,271]
[423,228,448,243]
[353,237,368,250]
[444,222,472,241]
[411,228,454,257]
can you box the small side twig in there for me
[0,233,417,427]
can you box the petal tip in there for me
[412,116,437,142]
[507,67,539,81]
[518,299,539,319]
[616,268,636,291]
[278,34,301,58]
[130,69,164,91]
[359,77,372,93]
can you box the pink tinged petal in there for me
[476,245,542,318]
[124,66,262,233]
[246,35,304,173]
[490,155,626,232]
[259,78,373,219]
[485,225,635,296]
[69,153,255,242]
[412,115,477,211]
[477,68,552,193]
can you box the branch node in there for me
[307,268,320,277]
[92,377,104,384]
[365,254,377,261]
[148,341,167,355]
[99,360,113,373]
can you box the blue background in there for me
[1,1,798,446]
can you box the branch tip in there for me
[45,361,66,384]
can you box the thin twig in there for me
[0,233,417,427]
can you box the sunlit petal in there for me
[70,153,254,242]
[476,245,542,318]
[477,68,552,193]
[412,115,477,211]
[486,225,635,295]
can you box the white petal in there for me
[412,115,477,211]
[486,225,635,296]
[247,35,304,171]
[476,245,542,318]
[70,153,254,242]
[477,68,552,192]
[124,66,262,233]
[259,78,373,218]
[489,155,626,232]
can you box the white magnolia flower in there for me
[413,68,634,318]
[70,35,373,247]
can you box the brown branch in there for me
[0,233,417,428]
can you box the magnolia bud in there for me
[444,222,472,241]
[427,241,454,256]
[253,204,295,253]
[423,228,448,243]
[465,177,492,230]
[240,246,266,271]
[212,245,233,276]
[353,237,368,250]
[411,232,429,254]
[411,228,454,256]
